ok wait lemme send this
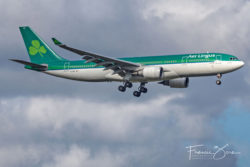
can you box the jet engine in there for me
[141,66,163,79]
[159,77,189,88]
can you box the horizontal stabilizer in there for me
[9,59,48,71]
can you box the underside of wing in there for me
[52,38,141,76]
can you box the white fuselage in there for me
[45,60,244,82]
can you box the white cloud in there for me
[0,144,127,167]
[141,0,245,22]
[0,145,46,167]
[141,0,215,21]
[43,145,126,167]
[140,0,250,57]
[0,94,210,141]
[0,94,213,166]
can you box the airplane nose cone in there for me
[234,61,244,69]
[239,61,245,68]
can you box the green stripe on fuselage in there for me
[25,53,239,71]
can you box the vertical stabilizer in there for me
[19,26,66,64]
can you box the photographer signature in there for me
[186,144,240,160]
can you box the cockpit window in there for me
[230,57,238,60]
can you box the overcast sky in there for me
[0,0,250,167]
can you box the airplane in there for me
[10,26,244,97]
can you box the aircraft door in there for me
[64,62,70,72]
[215,55,222,64]
[182,56,188,64]
[181,56,189,75]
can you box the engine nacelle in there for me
[160,78,189,88]
[141,66,163,79]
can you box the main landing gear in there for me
[118,82,148,97]
[118,81,133,92]
[216,73,222,85]
[133,83,148,97]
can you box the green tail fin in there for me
[19,26,67,64]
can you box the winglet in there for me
[52,38,62,45]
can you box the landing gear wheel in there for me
[133,91,141,97]
[139,87,148,93]
[125,82,133,88]
[217,73,222,79]
[216,80,221,85]
[118,85,126,92]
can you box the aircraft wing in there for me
[52,38,141,76]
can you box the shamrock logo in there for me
[29,40,47,57]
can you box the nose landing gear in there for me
[216,73,222,85]
[216,80,222,85]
